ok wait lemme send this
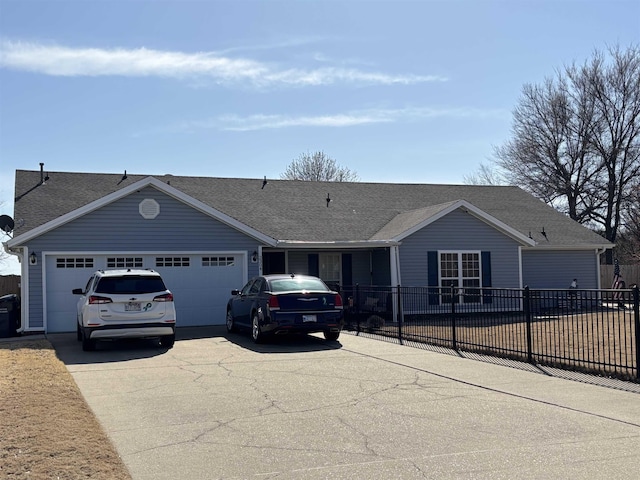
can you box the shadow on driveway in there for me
[49,325,342,365]
[224,329,343,353]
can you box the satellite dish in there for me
[0,215,15,234]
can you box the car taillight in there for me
[334,294,343,309]
[89,295,112,304]
[267,295,280,311]
[153,293,174,302]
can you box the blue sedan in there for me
[226,274,344,343]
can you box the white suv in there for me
[73,269,176,351]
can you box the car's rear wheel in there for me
[226,309,236,333]
[324,330,340,341]
[81,329,96,351]
[159,334,175,349]
[251,312,264,344]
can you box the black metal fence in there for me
[342,284,640,382]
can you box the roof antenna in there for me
[117,170,128,185]
[39,162,49,185]
[541,227,548,239]
[262,176,268,189]
[326,193,331,207]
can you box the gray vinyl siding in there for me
[24,187,262,329]
[399,208,521,287]
[27,188,262,251]
[27,263,44,329]
[522,250,599,289]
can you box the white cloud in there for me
[0,40,446,87]
[169,106,507,132]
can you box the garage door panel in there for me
[45,255,103,333]
[146,254,244,327]
[45,253,245,332]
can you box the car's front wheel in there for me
[251,312,264,344]
[324,330,340,341]
[226,309,236,333]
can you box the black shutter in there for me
[427,251,440,305]
[341,254,352,287]
[481,251,492,304]
[308,254,319,277]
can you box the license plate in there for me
[302,315,317,323]
[125,302,141,312]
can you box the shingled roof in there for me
[11,169,610,248]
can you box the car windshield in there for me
[95,276,167,294]
[269,278,329,293]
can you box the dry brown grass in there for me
[355,309,638,380]
[0,339,131,480]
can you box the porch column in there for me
[389,245,401,324]
[390,245,400,286]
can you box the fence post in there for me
[524,286,533,364]
[355,284,360,336]
[634,284,639,381]
[396,285,403,345]
[451,284,457,351]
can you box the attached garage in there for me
[44,252,246,332]
[10,176,273,333]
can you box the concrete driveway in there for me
[50,327,640,479]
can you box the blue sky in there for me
[1,0,639,274]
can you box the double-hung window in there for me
[439,251,481,304]
[319,253,341,285]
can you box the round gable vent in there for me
[139,199,160,219]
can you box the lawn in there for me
[348,307,639,381]
[0,339,131,479]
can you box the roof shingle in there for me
[12,169,610,247]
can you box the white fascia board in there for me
[392,199,536,247]
[277,240,400,249]
[8,176,276,248]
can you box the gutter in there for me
[276,240,401,249]
[521,244,613,251]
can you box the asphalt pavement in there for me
[49,327,640,480]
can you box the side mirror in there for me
[231,289,241,296]
[72,288,83,295]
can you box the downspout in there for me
[596,247,607,290]
[518,246,524,289]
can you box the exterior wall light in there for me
[251,251,258,263]
[29,251,38,265]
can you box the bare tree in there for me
[463,162,506,185]
[280,151,359,182]
[569,46,640,248]
[617,183,640,262]
[493,45,640,256]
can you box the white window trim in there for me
[438,250,483,304]
[319,252,342,284]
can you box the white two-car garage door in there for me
[45,252,246,333]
